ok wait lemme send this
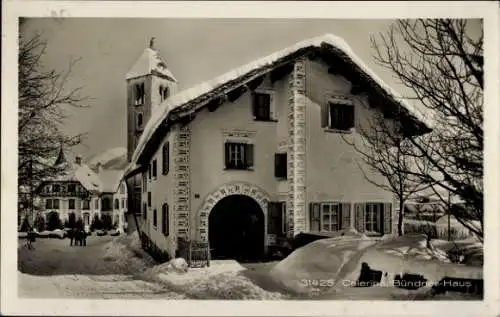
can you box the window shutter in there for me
[162,143,169,175]
[355,203,365,233]
[274,154,280,178]
[347,105,355,129]
[321,103,329,128]
[341,203,351,229]
[309,203,321,231]
[224,143,230,168]
[267,202,276,235]
[246,144,254,168]
[383,203,392,235]
[251,93,257,118]
[163,204,169,236]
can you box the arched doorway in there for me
[209,195,265,261]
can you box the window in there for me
[148,164,152,180]
[143,203,147,220]
[53,199,60,209]
[82,199,90,210]
[102,197,112,211]
[68,184,76,193]
[95,199,99,210]
[268,202,286,236]
[153,209,157,227]
[137,113,144,129]
[252,92,273,121]
[325,103,355,131]
[162,142,170,175]
[147,192,151,207]
[135,83,145,105]
[121,199,125,209]
[364,203,383,234]
[68,199,75,210]
[309,202,351,232]
[162,203,169,236]
[224,142,254,170]
[53,184,60,192]
[46,199,53,209]
[274,153,287,179]
[159,86,169,102]
[114,199,119,210]
[142,172,147,193]
[152,159,157,178]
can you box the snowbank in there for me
[101,232,156,274]
[270,233,482,297]
[144,260,286,300]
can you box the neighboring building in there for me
[36,148,128,232]
[98,169,128,233]
[124,34,432,260]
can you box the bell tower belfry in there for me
[125,37,177,219]
[126,37,178,161]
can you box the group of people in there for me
[68,228,87,246]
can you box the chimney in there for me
[75,156,82,165]
[149,37,156,50]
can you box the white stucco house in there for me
[36,148,128,233]
[123,34,432,260]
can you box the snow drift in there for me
[270,232,482,297]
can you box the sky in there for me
[19,18,467,159]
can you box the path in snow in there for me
[17,235,183,299]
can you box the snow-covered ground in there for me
[18,231,482,300]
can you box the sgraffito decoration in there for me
[287,57,307,237]
[197,182,270,242]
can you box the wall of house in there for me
[303,58,397,233]
[141,130,177,257]
[188,73,289,241]
[112,180,128,233]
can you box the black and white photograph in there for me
[2,1,499,316]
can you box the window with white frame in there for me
[310,202,351,232]
[364,203,383,234]
[224,142,254,170]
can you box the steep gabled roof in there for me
[125,33,433,176]
[126,47,177,82]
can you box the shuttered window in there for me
[162,203,169,236]
[46,199,53,209]
[53,199,60,209]
[69,199,75,210]
[147,192,151,207]
[153,208,157,227]
[224,142,254,170]
[309,202,351,232]
[354,202,392,235]
[152,159,157,178]
[274,153,287,179]
[162,142,170,175]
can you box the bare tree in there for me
[343,107,431,236]
[18,25,89,213]
[365,19,483,240]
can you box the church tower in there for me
[125,37,178,218]
[126,37,178,161]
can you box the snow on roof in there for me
[126,48,177,82]
[98,169,124,193]
[126,33,433,175]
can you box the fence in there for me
[177,238,211,268]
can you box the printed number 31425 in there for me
[301,279,335,287]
